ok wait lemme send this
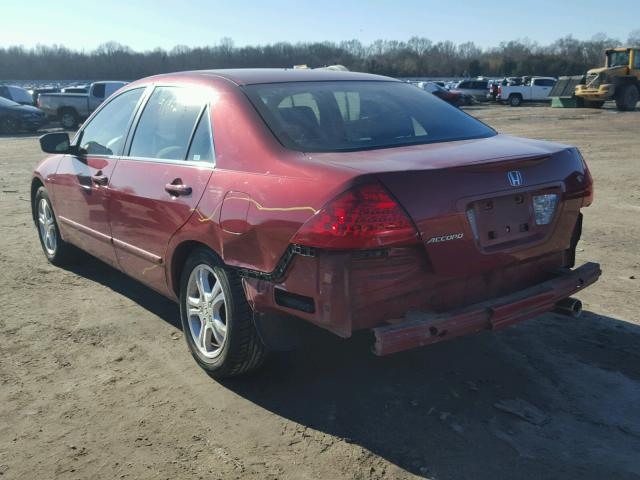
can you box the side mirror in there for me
[39,132,72,154]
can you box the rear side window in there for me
[79,88,144,156]
[129,86,205,160]
[92,83,106,98]
[534,79,556,87]
[186,109,215,163]
[244,81,495,152]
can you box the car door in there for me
[473,81,488,99]
[532,79,554,100]
[108,85,215,295]
[50,87,146,267]
[456,81,471,95]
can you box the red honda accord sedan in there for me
[32,69,600,377]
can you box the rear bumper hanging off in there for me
[372,262,601,356]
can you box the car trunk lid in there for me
[307,134,591,277]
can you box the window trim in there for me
[122,84,216,167]
[185,105,216,165]
[184,104,208,158]
[242,80,496,153]
[71,86,149,159]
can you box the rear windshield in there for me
[0,96,19,107]
[243,81,495,152]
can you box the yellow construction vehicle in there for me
[575,47,640,110]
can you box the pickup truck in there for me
[37,81,127,128]
[498,77,556,106]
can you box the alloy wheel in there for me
[37,198,57,255]
[186,264,227,358]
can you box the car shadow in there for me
[62,255,640,480]
[219,311,640,479]
[61,253,180,329]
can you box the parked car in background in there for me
[61,85,89,94]
[32,68,599,377]
[0,96,47,133]
[418,81,472,106]
[0,85,36,105]
[37,81,128,129]
[451,79,489,101]
[29,87,60,105]
[498,77,557,106]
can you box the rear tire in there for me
[584,100,604,108]
[509,94,523,107]
[615,85,639,111]
[34,186,80,266]
[179,248,266,378]
[59,109,79,129]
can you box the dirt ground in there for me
[1,103,639,480]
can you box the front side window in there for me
[607,50,630,68]
[420,82,438,93]
[78,88,144,156]
[534,79,555,87]
[244,81,495,152]
[129,86,205,160]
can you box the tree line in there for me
[1,31,639,81]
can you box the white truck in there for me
[37,81,128,129]
[498,77,557,106]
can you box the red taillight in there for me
[291,183,419,250]
[582,159,594,207]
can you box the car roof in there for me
[150,68,398,86]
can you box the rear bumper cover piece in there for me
[373,262,601,356]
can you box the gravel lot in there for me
[1,104,639,480]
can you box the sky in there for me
[0,0,638,51]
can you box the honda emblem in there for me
[507,170,523,187]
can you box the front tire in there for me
[179,248,266,378]
[0,117,18,134]
[615,85,639,111]
[34,186,79,265]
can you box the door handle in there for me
[165,180,192,197]
[91,172,109,186]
